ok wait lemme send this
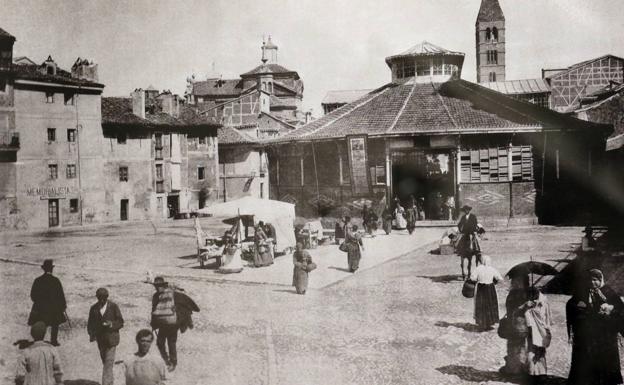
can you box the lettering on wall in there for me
[25,186,71,199]
[347,135,370,196]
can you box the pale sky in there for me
[3,0,624,116]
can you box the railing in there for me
[0,132,19,149]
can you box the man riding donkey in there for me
[457,205,482,280]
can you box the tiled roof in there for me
[606,133,624,151]
[102,97,220,128]
[241,63,299,79]
[192,79,244,96]
[13,63,104,88]
[269,94,297,109]
[0,28,16,40]
[385,41,465,65]
[479,78,550,95]
[476,0,505,22]
[272,79,605,143]
[218,126,258,145]
[322,89,373,105]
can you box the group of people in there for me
[19,259,199,385]
[457,206,624,384]
[253,220,277,267]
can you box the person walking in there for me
[151,276,199,372]
[124,329,167,385]
[292,242,314,295]
[470,255,503,331]
[405,201,417,235]
[566,269,624,385]
[15,321,64,385]
[382,206,393,235]
[361,204,370,234]
[394,203,407,230]
[346,225,364,273]
[87,287,124,385]
[457,205,480,280]
[28,259,66,346]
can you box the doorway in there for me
[391,150,455,220]
[120,199,129,221]
[167,195,179,218]
[48,199,59,227]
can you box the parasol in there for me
[506,261,558,278]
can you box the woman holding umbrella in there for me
[566,269,624,385]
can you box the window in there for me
[117,133,127,144]
[485,28,491,41]
[199,137,206,145]
[64,92,74,105]
[489,72,497,82]
[48,164,58,180]
[487,50,498,65]
[198,166,205,180]
[156,181,165,193]
[67,129,76,142]
[154,133,163,148]
[47,128,56,142]
[155,164,163,180]
[45,92,54,103]
[0,78,6,93]
[432,59,443,76]
[155,148,163,159]
[46,66,54,75]
[460,146,533,183]
[403,62,415,77]
[492,27,499,41]
[119,166,128,182]
[69,198,79,213]
[396,64,404,79]
[369,164,386,185]
[66,164,76,178]
[416,60,430,76]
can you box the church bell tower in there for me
[476,0,505,83]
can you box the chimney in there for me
[131,89,146,119]
[71,58,99,82]
[160,93,176,117]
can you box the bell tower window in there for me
[485,28,491,41]
[489,72,497,82]
[492,27,499,41]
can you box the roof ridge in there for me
[200,89,258,113]
[386,82,418,133]
[298,88,391,139]
[431,81,460,131]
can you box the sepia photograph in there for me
[1,0,624,384]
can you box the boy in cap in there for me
[15,321,63,385]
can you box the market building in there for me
[268,41,610,224]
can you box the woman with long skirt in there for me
[292,242,313,294]
[254,225,272,267]
[567,269,624,385]
[346,225,364,272]
[470,255,503,331]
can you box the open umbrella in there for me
[506,261,558,278]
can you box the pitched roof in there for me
[13,63,104,88]
[322,89,373,105]
[544,55,624,80]
[269,94,297,109]
[385,41,465,66]
[241,63,299,79]
[102,97,220,129]
[476,0,505,22]
[13,56,37,66]
[192,78,244,96]
[479,78,550,95]
[272,79,605,143]
[0,28,15,41]
[218,126,258,145]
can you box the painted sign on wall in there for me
[25,186,71,199]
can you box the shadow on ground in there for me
[65,380,100,385]
[273,289,300,295]
[436,365,566,384]
[418,274,462,283]
[328,266,351,273]
[435,321,481,333]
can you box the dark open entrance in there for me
[120,199,129,221]
[167,195,179,218]
[391,150,456,220]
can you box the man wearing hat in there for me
[15,321,64,385]
[457,205,480,280]
[150,276,199,372]
[28,259,66,346]
[87,288,124,385]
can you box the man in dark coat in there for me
[88,288,124,385]
[457,205,480,279]
[28,259,66,346]
[151,276,199,372]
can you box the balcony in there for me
[0,132,19,150]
